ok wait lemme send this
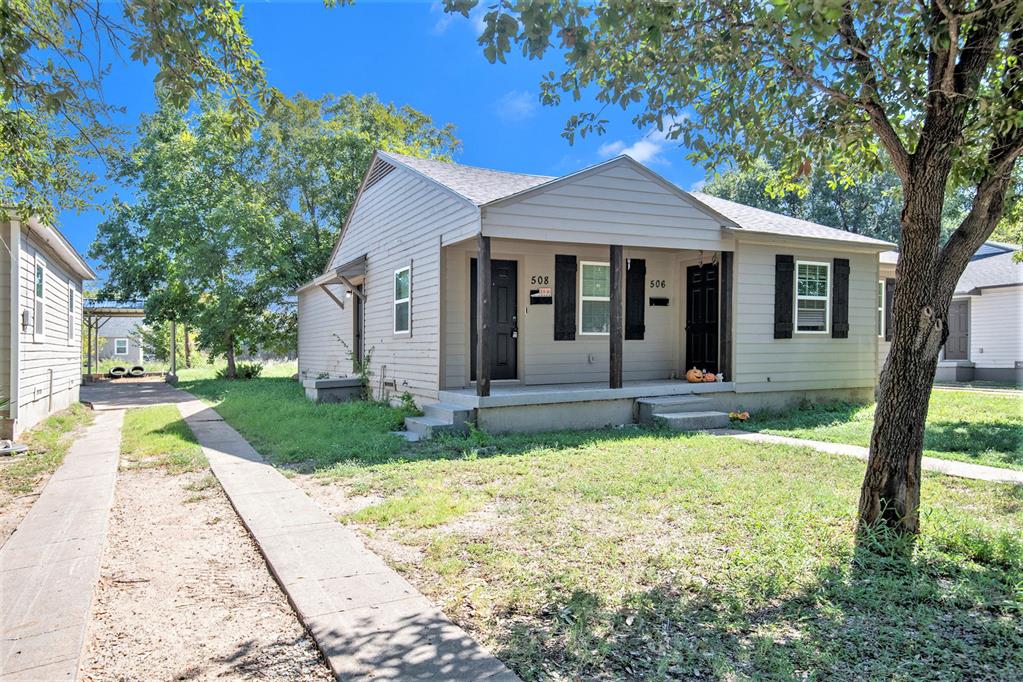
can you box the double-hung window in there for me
[795,261,829,333]
[393,266,411,334]
[114,338,128,355]
[877,280,885,338]
[580,261,611,335]
[67,281,75,342]
[34,257,45,339]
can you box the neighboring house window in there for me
[580,261,611,335]
[795,261,829,333]
[877,280,885,338]
[68,281,76,342]
[114,338,129,355]
[393,266,410,334]
[34,257,45,339]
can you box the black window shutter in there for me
[774,255,794,339]
[625,258,646,340]
[884,277,896,341]
[554,255,577,340]
[832,258,850,338]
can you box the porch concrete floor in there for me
[439,379,735,409]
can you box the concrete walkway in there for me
[0,410,123,680]
[175,397,516,681]
[714,430,1023,484]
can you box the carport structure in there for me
[83,304,145,375]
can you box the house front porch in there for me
[438,378,735,409]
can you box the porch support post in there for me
[609,244,623,389]
[476,234,491,397]
[719,251,734,381]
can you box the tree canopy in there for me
[91,93,459,374]
[1,0,269,224]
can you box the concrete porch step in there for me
[422,402,474,431]
[636,395,711,423]
[653,410,730,431]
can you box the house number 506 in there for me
[649,279,666,288]
[530,275,549,285]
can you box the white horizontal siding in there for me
[304,165,480,403]
[442,238,683,387]
[970,287,1022,368]
[484,163,731,251]
[15,227,84,434]
[733,240,879,392]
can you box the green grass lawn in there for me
[178,376,1023,680]
[737,389,1022,470]
[121,405,207,473]
[0,403,93,506]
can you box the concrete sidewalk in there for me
[713,430,1023,484]
[0,410,124,680]
[176,398,516,681]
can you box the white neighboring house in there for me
[1,214,95,438]
[879,242,1022,384]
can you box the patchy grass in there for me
[736,389,1022,470]
[338,431,1023,680]
[0,403,93,505]
[180,378,1022,678]
[179,375,414,469]
[121,405,206,473]
[176,360,296,382]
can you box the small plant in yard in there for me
[337,337,375,399]
[398,391,420,415]
[215,362,263,380]
[728,410,750,422]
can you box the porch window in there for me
[393,266,410,334]
[67,281,75,342]
[877,280,885,338]
[34,257,45,339]
[795,261,829,333]
[580,261,610,334]
[114,338,128,355]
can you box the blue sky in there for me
[61,1,707,280]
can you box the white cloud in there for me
[495,90,537,122]
[430,2,488,36]
[598,118,687,166]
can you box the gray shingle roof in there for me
[956,248,1022,293]
[691,192,894,247]
[381,151,553,205]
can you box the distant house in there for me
[879,242,1021,384]
[1,214,95,438]
[95,313,145,365]
[297,151,893,435]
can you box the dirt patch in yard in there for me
[80,466,332,681]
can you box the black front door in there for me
[685,263,718,374]
[353,284,364,364]
[944,299,969,360]
[470,259,518,381]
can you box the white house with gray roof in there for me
[297,151,893,435]
[879,242,1021,384]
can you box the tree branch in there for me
[836,9,912,183]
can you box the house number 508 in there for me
[650,279,666,288]
[530,275,549,285]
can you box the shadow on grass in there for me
[491,541,1023,680]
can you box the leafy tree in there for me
[704,158,904,242]
[443,0,1023,540]
[91,100,276,378]
[1,0,270,224]
[255,93,459,290]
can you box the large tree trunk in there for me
[225,335,237,379]
[183,325,192,368]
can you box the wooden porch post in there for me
[609,244,623,389]
[476,234,491,397]
[719,251,734,381]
